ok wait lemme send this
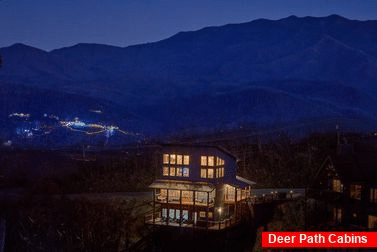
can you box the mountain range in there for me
[1,14,377,147]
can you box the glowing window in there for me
[200,211,206,218]
[176,167,182,176]
[196,192,207,203]
[333,179,343,192]
[208,156,214,166]
[201,156,207,166]
[163,166,169,176]
[208,168,214,178]
[201,156,224,178]
[163,153,189,177]
[163,154,169,164]
[208,212,213,219]
[183,167,189,177]
[182,191,193,202]
[170,167,176,176]
[162,208,167,218]
[184,155,190,165]
[177,155,182,165]
[160,189,167,196]
[170,154,176,164]
[169,190,180,201]
[201,169,206,178]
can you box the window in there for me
[162,208,167,218]
[199,211,206,218]
[176,167,182,177]
[225,184,235,202]
[200,155,225,178]
[201,156,207,166]
[370,188,377,203]
[170,167,176,176]
[160,189,167,197]
[183,210,189,221]
[170,154,176,164]
[182,190,193,202]
[163,153,190,177]
[208,156,214,166]
[208,168,214,178]
[177,155,182,165]
[332,179,343,193]
[196,191,207,203]
[163,154,169,164]
[351,184,362,200]
[201,169,206,178]
[183,167,189,177]
[183,155,189,165]
[163,166,169,176]
[168,190,180,202]
[169,209,175,219]
[208,212,213,219]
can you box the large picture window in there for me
[200,155,225,178]
[163,153,190,178]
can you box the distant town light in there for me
[2,140,12,147]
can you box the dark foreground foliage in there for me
[1,195,146,251]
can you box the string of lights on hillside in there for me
[59,117,141,137]
[6,112,142,144]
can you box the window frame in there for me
[162,153,190,178]
[200,155,225,179]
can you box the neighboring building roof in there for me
[234,176,256,187]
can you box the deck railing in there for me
[154,194,215,207]
[145,212,241,231]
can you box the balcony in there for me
[155,194,215,207]
[145,211,241,231]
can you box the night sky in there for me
[1,0,377,51]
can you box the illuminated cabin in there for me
[147,145,255,230]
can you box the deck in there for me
[145,216,241,231]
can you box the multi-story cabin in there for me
[146,145,255,230]
[310,137,377,230]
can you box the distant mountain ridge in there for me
[1,15,377,146]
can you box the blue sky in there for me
[1,0,377,51]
